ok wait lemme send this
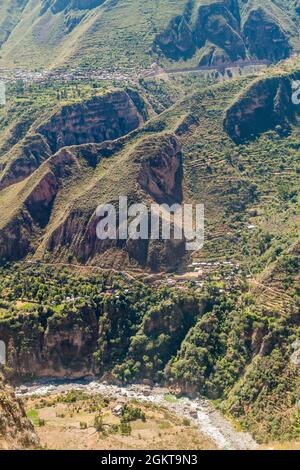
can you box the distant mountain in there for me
[0,0,300,70]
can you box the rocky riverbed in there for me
[16,379,257,450]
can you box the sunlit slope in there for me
[0,0,300,70]
[1,57,300,274]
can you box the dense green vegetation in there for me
[0,262,299,443]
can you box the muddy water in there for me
[16,379,257,450]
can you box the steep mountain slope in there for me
[1,58,300,272]
[0,0,186,70]
[0,0,29,47]
[0,1,300,447]
[0,0,300,70]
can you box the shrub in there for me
[122,405,146,423]
[119,421,132,436]
[94,415,104,432]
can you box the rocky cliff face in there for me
[0,134,52,190]
[223,76,296,143]
[194,2,245,62]
[0,306,99,379]
[45,134,185,270]
[0,285,204,383]
[25,171,59,228]
[243,8,291,62]
[0,90,148,190]
[0,375,39,449]
[154,0,292,65]
[38,91,146,154]
[0,212,34,262]
[0,169,60,262]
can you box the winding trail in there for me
[16,379,257,450]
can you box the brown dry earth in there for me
[25,394,216,450]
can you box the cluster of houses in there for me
[0,67,134,84]
[188,260,240,280]
[158,259,241,290]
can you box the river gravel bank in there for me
[16,379,257,450]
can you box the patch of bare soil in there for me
[25,392,217,450]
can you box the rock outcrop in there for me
[223,76,296,143]
[0,375,39,450]
[154,15,195,60]
[25,171,59,228]
[242,8,291,62]
[154,0,291,65]
[0,90,148,190]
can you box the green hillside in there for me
[0,0,29,47]
[0,0,300,449]
[0,0,300,70]
[1,56,300,271]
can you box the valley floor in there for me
[17,380,257,451]
[24,393,214,451]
